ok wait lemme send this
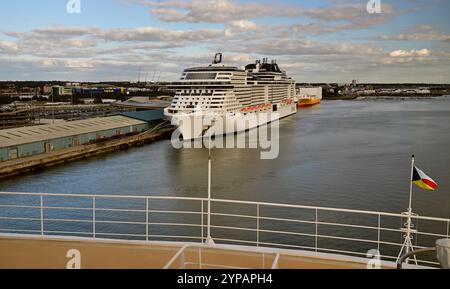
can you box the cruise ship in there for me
[164,53,297,140]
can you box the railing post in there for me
[40,194,44,237]
[315,209,318,252]
[198,247,203,269]
[164,245,190,269]
[180,252,185,269]
[146,198,149,242]
[447,221,449,239]
[377,214,381,252]
[93,197,96,239]
[257,204,260,247]
[201,200,204,243]
[415,218,419,248]
[271,254,281,269]
[207,195,211,243]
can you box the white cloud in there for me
[62,38,98,48]
[102,27,224,42]
[142,0,396,36]
[159,62,179,68]
[144,0,306,23]
[389,49,430,57]
[229,20,257,31]
[0,41,19,52]
[32,27,99,36]
[40,59,58,67]
[65,60,95,69]
[381,25,450,42]
[0,0,449,83]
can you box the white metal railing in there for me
[163,244,279,269]
[271,253,281,269]
[0,192,449,267]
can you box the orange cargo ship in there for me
[297,87,323,108]
[298,97,321,108]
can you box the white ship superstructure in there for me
[164,53,297,140]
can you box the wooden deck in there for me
[0,235,398,269]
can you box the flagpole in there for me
[397,155,418,264]
[405,155,415,258]
[408,155,415,214]
[397,155,439,265]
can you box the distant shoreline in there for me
[324,94,449,100]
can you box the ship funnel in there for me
[213,53,223,64]
[256,60,261,72]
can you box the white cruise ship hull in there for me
[166,103,297,140]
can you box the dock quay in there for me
[0,126,173,180]
[0,111,174,179]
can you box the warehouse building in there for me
[0,115,150,162]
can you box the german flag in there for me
[412,166,438,191]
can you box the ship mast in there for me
[397,155,418,265]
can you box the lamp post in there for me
[205,117,216,246]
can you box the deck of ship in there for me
[0,192,447,269]
[0,234,406,269]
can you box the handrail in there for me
[164,244,191,269]
[272,254,281,269]
[164,244,280,269]
[397,248,437,269]
[0,191,448,267]
[1,191,449,222]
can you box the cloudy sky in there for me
[0,0,449,83]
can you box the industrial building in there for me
[0,115,150,162]
[0,109,35,129]
[115,96,172,110]
[72,86,125,96]
[52,86,73,97]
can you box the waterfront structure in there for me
[164,53,297,140]
[0,109,35,129]
[115,96,172,110]
[121,109,165,123]
[43,85,53,95]
[72,86,125,96]
[52,86,72,97]
[0,115,149,161]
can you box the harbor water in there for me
[1,98,449,216]
[1,97,449,259]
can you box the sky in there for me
[0,0,449,83]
